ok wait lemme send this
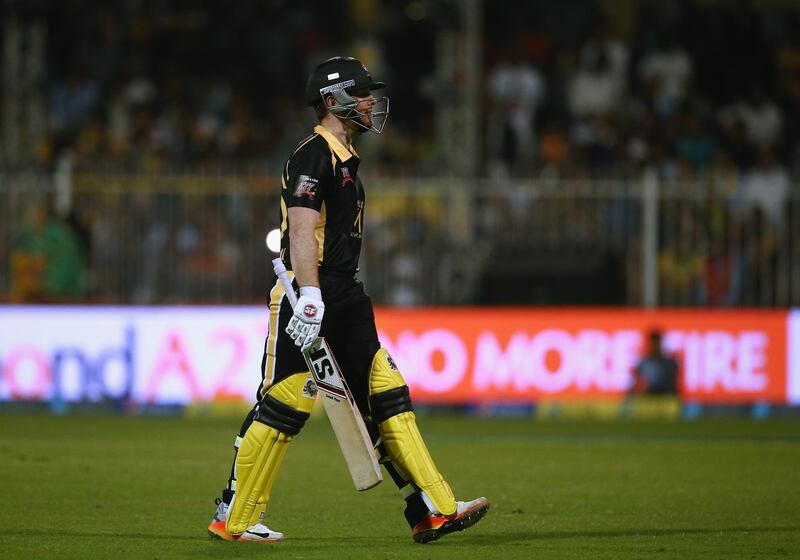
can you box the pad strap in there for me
[370,385,413,423]
[255,395,310,436]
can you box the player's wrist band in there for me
[299,286,322,300]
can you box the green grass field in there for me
[1,412,799,559]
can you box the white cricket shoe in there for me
[207,498,285,542]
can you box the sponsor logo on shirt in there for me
[294,175,318,199]
[341,167,354,187]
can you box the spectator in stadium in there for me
[658,206,705,305]
[567,31,627,120]
[9,198,86,302]
[719,118,756,171]
[739,206,780,307]
[566,41,626,175]
[638,33,693,119]
[537,120,570,176]
[49,68,101,146]
[485,44,546,178]
[673,107,716,172]
[739,148,790,229]
[722,88,783,151]
[701,224,740,307]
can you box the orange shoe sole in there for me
[208,521,237,541]
[412,498,490,543]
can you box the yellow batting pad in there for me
[380,411,457,516]
[226,421,289,534]
[368,349,456,516]
[368,348,406,395]
[369,348,456,515]
[269,372,317,414]
[226,373,315,535]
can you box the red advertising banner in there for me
[375,308,788,404]
[0,306,792,406]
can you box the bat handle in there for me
[271,257,299,307]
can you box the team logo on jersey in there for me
[341,167,354,187]
[294,175,318,199]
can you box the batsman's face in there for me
[350,89,376,126]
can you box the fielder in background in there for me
[207,56,489,544]
[632,329,679,395]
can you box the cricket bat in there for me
[272,258,383,491]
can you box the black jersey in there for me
[279,125,365,274]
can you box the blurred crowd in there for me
[0,0,793,179]
[28,1,354,173]
[484,1,800,184]
[2,0,799,306]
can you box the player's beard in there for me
[345,115,371,138]
[354,121,370,136]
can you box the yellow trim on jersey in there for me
[280,196,288,235]
[283,132,320,194]
[315,202,327,264]
[353,201,363,235]
[314,125,355,162]
[260,274,291,398]
[293,133,320,159]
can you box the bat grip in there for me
[271,258,299,307]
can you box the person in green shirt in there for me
[11,199,86,302]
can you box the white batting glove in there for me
[286,286,325,352]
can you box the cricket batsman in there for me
[206,56,489,543]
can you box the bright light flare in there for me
[266,228,281,254]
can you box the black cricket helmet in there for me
[305,56,389,134]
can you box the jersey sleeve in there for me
[284,142,334,212]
